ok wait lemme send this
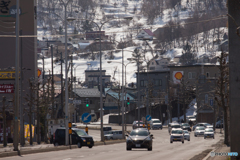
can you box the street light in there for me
[85,16,132,142]
[107,60,134,134]
[127,47,143,128]
[59,0,75,146]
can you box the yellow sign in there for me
[37,69,41,78]
[0,71,20,79]
[69,129,72,134]
[24,124,35,138]
[175,72,183,80]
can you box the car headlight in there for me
[126,137,132,142]
[144,137,151,141]
[81,138,86,142]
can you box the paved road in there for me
[2,128,222,160]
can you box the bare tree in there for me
[215,50,229,145]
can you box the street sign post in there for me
[146,115,152,121]
[81,113,92,123]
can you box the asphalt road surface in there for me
[2,128,222,160]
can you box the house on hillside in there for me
[136,29,154,40]
[86,31,108,40]
[85,69,111,88]
[148,57,171,72]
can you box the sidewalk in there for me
[203,137,230,160]
[0,140,125,158]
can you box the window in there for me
[192,72,196,79]
[149,67,155,70]
[154,79,162,86]
[188,72,196,79]
[144,80,148,86]
[206,72,209,77]
[140,80,144,87]
[188,72,192,79]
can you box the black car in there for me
[126,129,153,151]
[53,127,94,148]
[181,123,191,132]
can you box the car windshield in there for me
[172,130,183,134]
[75,130,88,136]
[196,127,205,130]
[153,120,161,123]
[182,123,189,126]
[205,123,211,126]
[172,125,181,128]
[136,122,144,124]
[205,129,213,132]
[130,130,149,136]
[183,130,189,133]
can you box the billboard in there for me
[0,84,14,93]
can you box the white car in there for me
[204,128,214,139]
[170,128,184,144]
[150,119,162,130]
[183,130,190,141]
[194,126,205,137]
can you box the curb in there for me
[0,140,126,158]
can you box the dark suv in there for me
[53,127,94,148]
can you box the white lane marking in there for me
[62,158,72,160]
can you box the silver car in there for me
[204,128,214,139]
[170,129,184,144]
[183,130,190,141]
[194,127,205,137]
[104,130,123,140]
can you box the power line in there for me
[0,15,227,38]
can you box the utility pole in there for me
[2,96,7,147]
[228,1,240,156]
[51,45,54,119]
[13,0,20,151]
[20,29,25,147]
[60,52,63,118]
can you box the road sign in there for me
[0,84,14,93]
[210,99,213,106]
[146,115,152,121]
[38,69,42,78]
[73,100,81,104]
[81,113,92,123]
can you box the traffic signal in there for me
[127,97,130,105]
[86,98,89,107]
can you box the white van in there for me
[149,118,162,130]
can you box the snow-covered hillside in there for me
[37,0,227,85]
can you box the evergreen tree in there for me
[59,26,63,35]
[81,20,93,32]
[180,43,196,65]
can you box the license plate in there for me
[87,142,90,145]
[207,136,210,138]
[174,139,178,141]
[135,144,141,147]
